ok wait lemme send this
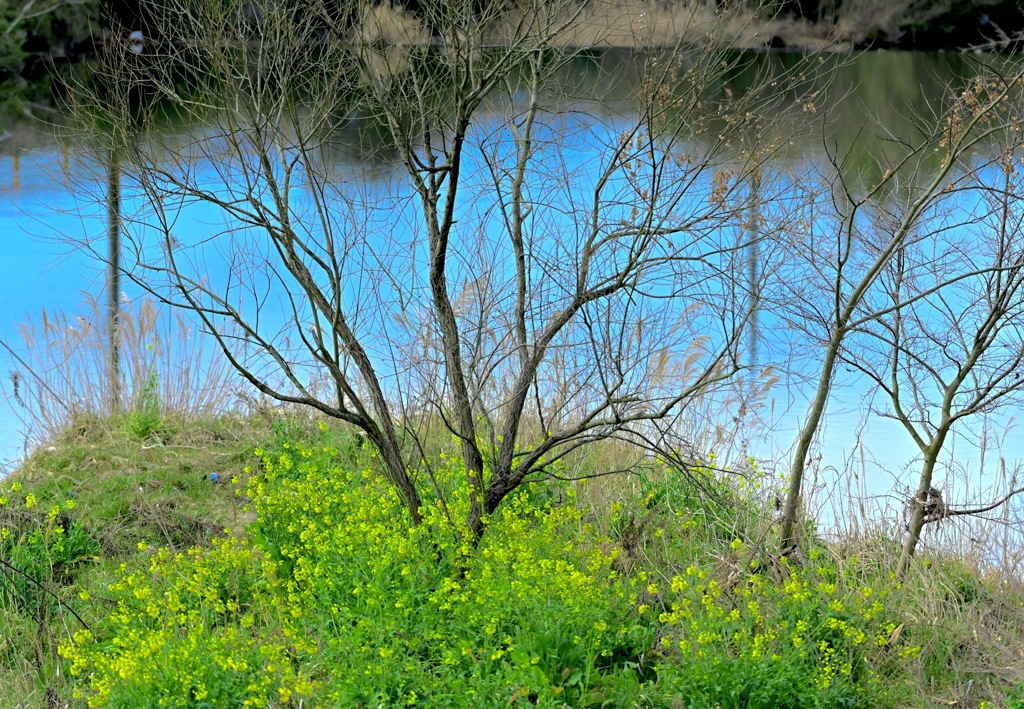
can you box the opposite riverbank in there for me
[2,0,1022,119]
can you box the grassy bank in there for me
[2,413,1024,707]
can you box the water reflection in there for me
[1,49,1000,179]
[2,49,1022,535]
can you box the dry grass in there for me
[3,295,241,451]
[797,438,1024,704]
[346,0,971,52]
[353,0,954,52]
[349,0,840,51]
[356,2,430,45]
[833,0,953,45]
[495,0,775,49]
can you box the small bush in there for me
[0,484,98,618]
[60,538,315,708]
[652,548,916,708]
[248,439,654,706]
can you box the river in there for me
[2,49,1023,546]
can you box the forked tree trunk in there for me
[897,436,947,580]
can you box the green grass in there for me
[0,413,273,705]
[2,415,1024,708]
[13,414,263,554]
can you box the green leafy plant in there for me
[0,484,98,619]
[125,368,162,441]
[63,438,659,707]
[60,537,315,708]
[651,549,917,708]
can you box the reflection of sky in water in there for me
[2,104,1023,545]
[1,148,111,467]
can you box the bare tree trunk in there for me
[897,446,942,579]
[421,121,488,538]
[779,328,842,549]
[107,148,121,414]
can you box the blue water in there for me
[0,147,112,466]
[2,110,1023,547]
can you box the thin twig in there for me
[935,487,1024,521]
[0,556,90,631]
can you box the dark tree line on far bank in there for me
[0,0,1021,114]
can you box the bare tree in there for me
[775,60,1024,552]
[68,0,817,540]
[842,132,1024,578]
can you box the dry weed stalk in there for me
[2,295,238,449]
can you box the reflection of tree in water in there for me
[51,49,1007,189]
[745,169,760,368]
[106,148,121,413]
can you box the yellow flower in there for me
[24,493,36,509]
